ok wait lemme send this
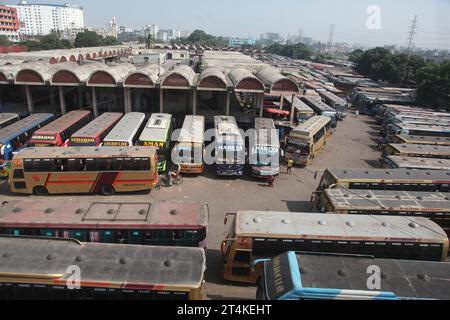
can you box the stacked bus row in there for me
[375,104,450,170]
[250,167,450,300]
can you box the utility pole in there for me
[328,24,335,51]
[405,14,418,52]
[403,14,418,85]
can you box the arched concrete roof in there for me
[197,67,228,91]
[51,62,106,86]
[256,68,299,94]
[14,62,56,85]
[160,65,196,89]
[0,64,23,84]
[123,64,165,88]
[87,63,136,87]
[228,68,265,92]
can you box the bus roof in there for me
[325,167,450,182]
[71,112,123,139]
[177,115,205,144]
[0,113,53,144]
[290,116,330,138]
[300,96,336,113]
[386,156,450,170]
[0,235,206,289]
[32,110,91,136]
[318,90,347,105]
[103,112,145,143]
[0,201,208,229]
[396,134,450,145]
[292,97,314,113]
[214,115,244,144]
[0,113,19,124]
[139,113,172,142]
[254,118,279,148]
[266,251,450,300]
[234,211,447,242]
[324,189,450,212]
[388,143,450,156]
[14,146,157,159]
[393,122,450,132]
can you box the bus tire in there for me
[33,186,48,196]
[100,185,115,196]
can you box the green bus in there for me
[137,113,173,172]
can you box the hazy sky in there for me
[4,0,450,49]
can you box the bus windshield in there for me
[286,141,309,155]
[251,146,279,165]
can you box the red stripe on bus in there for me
[46,181,94,185]
[44,173,51,187]
[91,172,119,193]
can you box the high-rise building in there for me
[0,5,20,42]
[11,2,84,36]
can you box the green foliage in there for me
[20,32,73,51]
[415,60,450,110]
[356,47,425,85]
[0,35,11,46]
[172,29,228,47]
[265,43,312,60]
[74,30,104,48]
[348,49,364,64]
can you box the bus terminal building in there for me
[0,47,299,124]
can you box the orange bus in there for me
[29,110,92,147]
[69,112,123,146]
[8,146,158,195]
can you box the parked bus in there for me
[386,123,450,141]
[213,116,245,176]
[0,113,19,128]
[316,189,450,233]
[383,155,450,170]
[220,211,448,283]
[385,114,450,128]
[0,235,206,300]
[284,116,331,167]
[317,90,348,120]
[29,111,92,147]
[69,112,123,147]
[256,251,450,300]
[0,200,208,248]
[393,134,450,146]
[300,96,337,127]
[8,146,158,196]
[272,97,315,123]
[137,113,173,172]
[172,115,205,174]
[384,143,450,159]
[315,168,450,192]
[250,118,280,177]
[0,113,54,162]
[102,112,145,147]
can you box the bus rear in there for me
[29,111,92,147]
[250,118,280,177]
[69,112,123,146]
[214,116,245,176]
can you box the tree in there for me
[266,43,312,60]
[0,35,11,46]
[415,60,450,110]
[74,30,104,48]
[104,36,120,46]
[348,49,364,64]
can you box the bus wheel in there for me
[100,185,115,196]
[33,186,48,196]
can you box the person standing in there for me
[287,158,294,174]
[267,175,274,188]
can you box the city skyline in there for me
[2,0,450,50]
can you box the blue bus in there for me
[213,116,245,176]
[0,113,54,162]
[256,251,450,300]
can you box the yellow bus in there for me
[220,211,448,284]
[0,235,206,300]
[284,116,331,166]
[8,146,158,196]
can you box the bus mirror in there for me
[224,213,236,225]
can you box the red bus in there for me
[29,110,92,147]
[69,112,123,146]
[0,200,209,248]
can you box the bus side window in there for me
[234,250,251,263]
[85,158,96,171]
[96,158,108,171]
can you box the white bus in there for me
[214,116,245,176]
[102,112,146,147]
[172,115,205,174]
[250,118,280,177]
